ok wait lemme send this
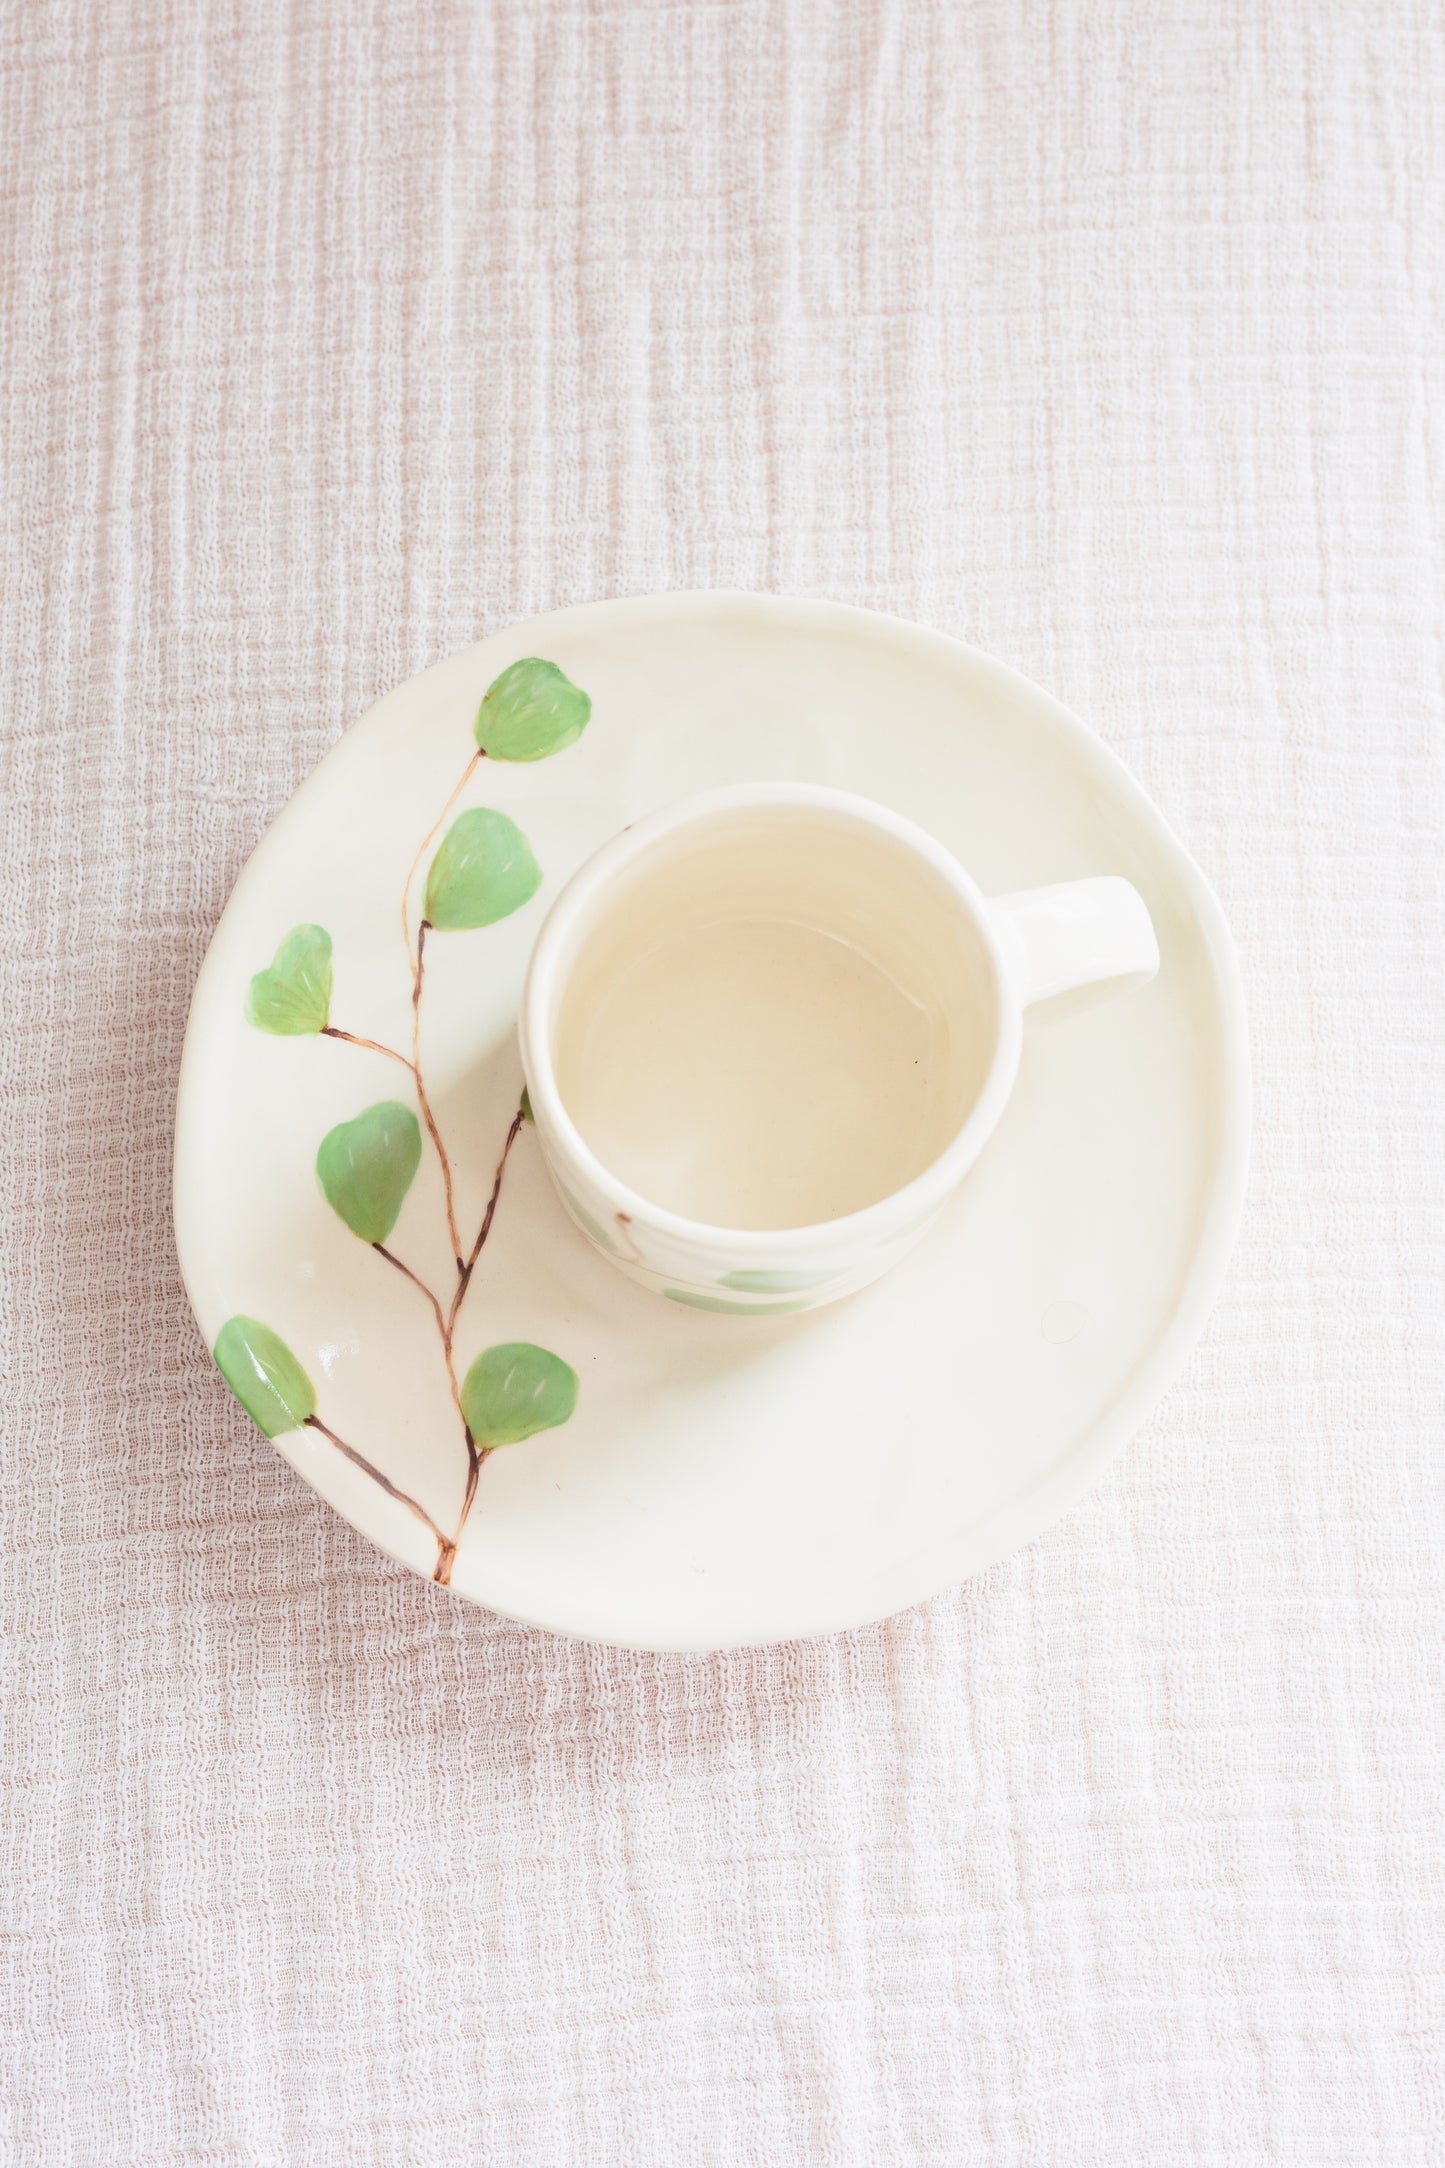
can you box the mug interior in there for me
[541,798,1003,1233]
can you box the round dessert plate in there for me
[175,593,1248,1650]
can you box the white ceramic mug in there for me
[519,783,1159,1314]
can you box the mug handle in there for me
[990,877,1160,1008]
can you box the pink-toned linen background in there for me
[2,1,1442,2160]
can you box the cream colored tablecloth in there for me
[3,2,1442,2161]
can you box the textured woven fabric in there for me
[2,1,1443,2161]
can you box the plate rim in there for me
[175,590,1251,1649]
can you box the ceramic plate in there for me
[175,594,1248,1650]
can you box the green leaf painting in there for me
[556,1181,620,1255]
[317,1101,422,1245]
[245,924,333,1035]
[720,1268,844,1294]
[423,807,542,931]
[474,657,591,763]
[460,1342,579,1446]
[665,1288,814,1315]
[214,1316,317,1438]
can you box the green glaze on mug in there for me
[719,1267,844,1294]
[664,1288,814,1316]
[556,1181,622,1255]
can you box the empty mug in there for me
[519,782,1159,1314]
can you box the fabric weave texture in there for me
[1,1,1442,2161]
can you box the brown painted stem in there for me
[447,1099,527,1335]
[399,749,487,1275]
[433,1098,528,1578]
[410,921,464,1270]
[373,1243,461,1406]
[303,1415,449,1562]
[321,1026,416,1074]
[438,1440,491,1581]
[365,1234,477,1585]
[387,749,525,1588]
[367,1104,526,1584]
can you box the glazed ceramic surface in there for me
[174,593,1248,1650]
[519,782,1160,1313]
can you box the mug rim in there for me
[517,781,1025,1256]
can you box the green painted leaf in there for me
[519,1084,534,1124]
[720,1268,843,1294]
[665,1288,813,1315]
[473,657,591,762]
[245,924,332,1035]
[316,1100,422,1244]
[460,1342,578,1446]
[423,808,542,931]
[213,1315,316,1438]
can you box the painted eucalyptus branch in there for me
[321,1027,415,1073]
[224,656,590,1587]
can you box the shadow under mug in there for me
[519,782,1160,1315]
